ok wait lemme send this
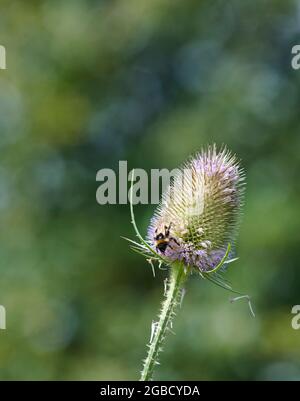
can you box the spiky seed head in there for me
[148,145,245,272]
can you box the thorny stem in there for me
[140,262,187,381]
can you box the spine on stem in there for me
[140,263,186,381]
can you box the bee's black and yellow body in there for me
[154,223,179,254]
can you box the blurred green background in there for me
[0,0,300,380]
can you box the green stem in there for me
[140,262,187,381]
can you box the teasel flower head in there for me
[147,145,245,273]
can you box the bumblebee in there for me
[154,222,180,253]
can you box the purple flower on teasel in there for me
[148,145,245,272]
